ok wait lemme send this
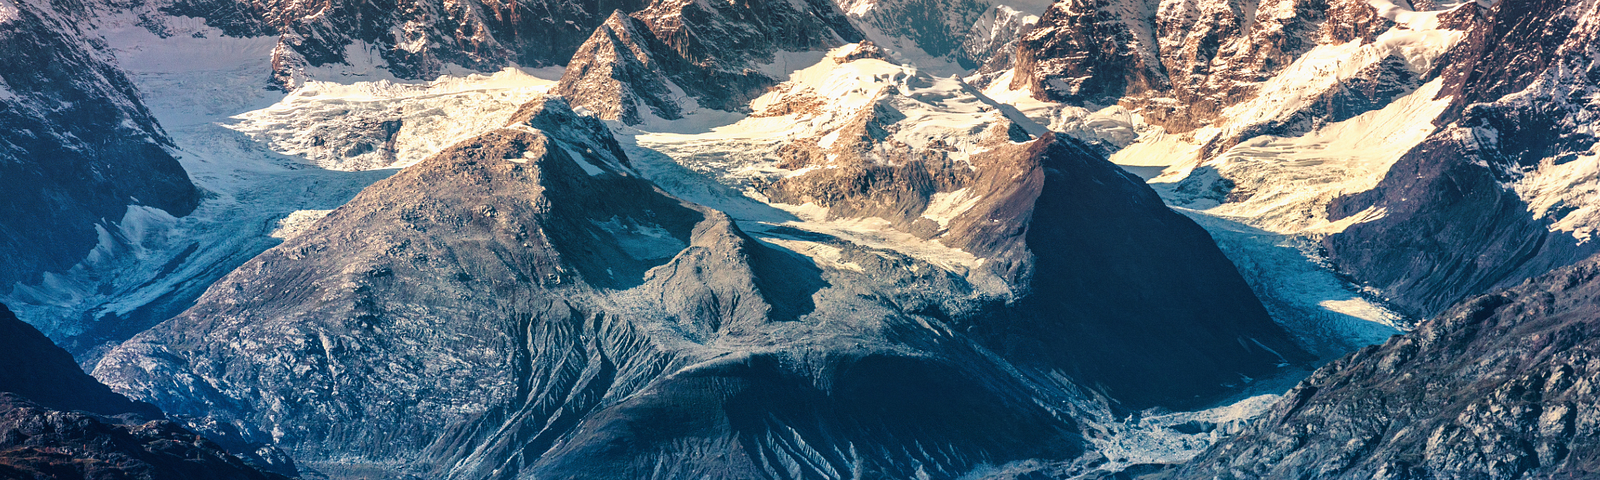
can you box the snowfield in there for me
[231,67,562,171]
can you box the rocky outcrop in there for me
[157,0,646,86]
[554,0,860,123]
[1007,0,1426,138]
[1009,0,1167,106]
[1323,0,1600,318]
[0,0,200,291]
[839,0,992,60]
[0,394,292,480]
[958,5,1038,85]
[1168,252,1600,479]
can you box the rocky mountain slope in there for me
[1,0,1590,475]
[93,90,1306,478]
[554,0,860,123]
[0,0,200,297]
[146,0,646,87]
[636,43,1310,407]
[0,394,295,480]
[1322,0,1600,318]
[0,303,292,480]
[1168,252,1600,479]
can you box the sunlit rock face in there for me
[555,0,861,124]
[1322,0,1600,319]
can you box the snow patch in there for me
[1137,79,1453,235]
[592,217,687,260]
[0,0,20,24]
[638,44,1019,188]
[1369,0,1477,30]
[270,210,334,240]
[1218,28,1463,139]
[762,202,984,273]
[1089,393,1285,468]
[752,50,831,83]
[920,188,983,227]
[755,237,867,272]
[559,143,607,175]
[1513,149,1600,243]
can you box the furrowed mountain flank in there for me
[94,90,1308,478]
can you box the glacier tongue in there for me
[229,67,562,171]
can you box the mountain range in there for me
[0,0,1597,477]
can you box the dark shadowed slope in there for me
[0,303,291,480]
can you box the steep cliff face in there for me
[958,4,1039,82]
[1170,253,1600,479]
[838,0,998,59]
[554,0,860,123]
[1009,0,1433,139]
[1009,0,1166,106]
[154,0,646,86]
[1322,0,1600,318]
[94,92,1306,478]
[0,0,200,291]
